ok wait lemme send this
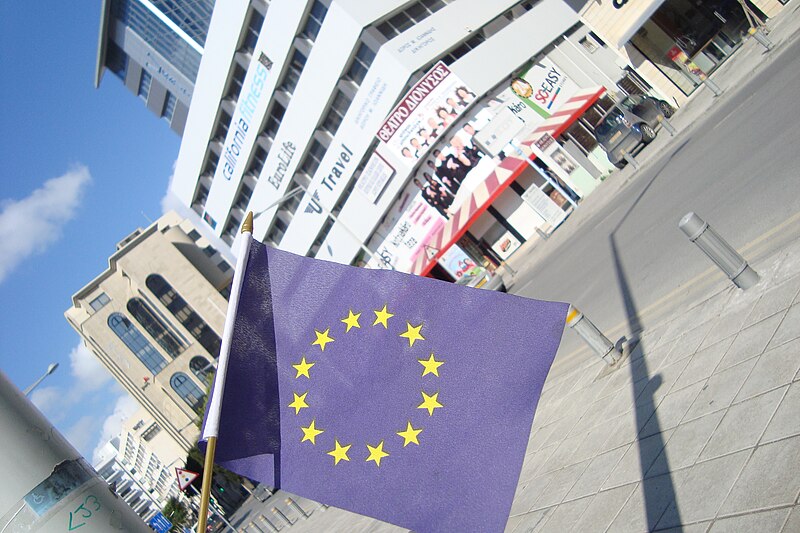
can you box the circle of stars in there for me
[287,304,446,468]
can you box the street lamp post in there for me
[23,362,59,396]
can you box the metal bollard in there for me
[259,514,280,532]
[286,497,310,519]
[622,150,641,170]
[679,212,759,289]
[272,507,294,527]
[566,306,622,365]
[702,78,723,97]
[748,27,774,50]
[660,118,677,136]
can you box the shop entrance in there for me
[631,0,766,95]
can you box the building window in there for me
[234,181,254,209]
[241,8,265,52]
[187,229,200,241]
[247,145,269,175]
[89,292,110,312]
[377,0,450,39]
[170,372,204,411]
[222,213,242,239]
[226,64,247,101]
[126,298,183,358]
[161,92,177,121]
[301,138,326,176]
[105,41,128,79]
[108,313,168,375]
[443,33,486,64]
[146,274,222,358]
[262,101,286,140]
[217,261,232,273]
[202,151,219,175]
[345,43,376,86]
[138,70,152,101]
[279,49,307,95]
[193,183,209,210]
[268,216,289,245]
[141,423,161,442]
[190,356,214,385]
[321,90,352,136]
[214,109,232,141]
[203,245,215,257]
[300,1,328,42]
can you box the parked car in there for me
[595,95,673,169]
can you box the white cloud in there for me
[64,415,98,455]
[91,394,140,464]
[29,385,61,415]
[68,342,112,396]
[0,166,91,284]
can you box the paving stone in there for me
[761,383,800,443]
[649,358,694,405]
[715,313,783,371]
[570,422,613,466]
[782,505,800,533]
[744,276,800,327]
[527,421,559,453]
[735,340,800,401]
[608,471,687,533]
[663,323,714,366]
[656,450,750,529]
[565,446,629,501]
[720,436,800,514]
[537,495,591,532]
[655,522,711,533]
[671,337,734,392]
[698,387,785,461]
[601,412,641,452]
[540,433,587,473]
[639,381,705,438]
[699,302,753,350]
[518,444,557,484]
[646,410,725,477]
[567,396,615,437]
[708,507,790,533]
[507,506,554,533]
[510,475,554,516]
[683,359,757,422]
[541,412,580,448]
[531,460,590,510]
[602,430,674,490]
[570,484,638,533]
[772,298,800,338]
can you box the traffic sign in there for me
[175,467,200,491]
[149,512,172,533]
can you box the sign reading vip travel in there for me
[203,52,274,234]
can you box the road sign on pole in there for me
[149,512,172,533]
[175,467,200,491]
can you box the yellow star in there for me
[292,357,315,379]
[365,440,390,467]
[341,310,361,332]
[373,305,394,328]
[312,328,334,351]
[418,390,443,416]
[300,420,324,445]
[288,391,309,415]
[327,439,351,465]
[396,421,422,447]
[400,322,425,347]
[418,353,444,377]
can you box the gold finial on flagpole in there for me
[241,211,254,234]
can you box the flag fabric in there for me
[201,238,568,532]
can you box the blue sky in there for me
[0,3,181,462]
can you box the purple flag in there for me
[201,239,567,532]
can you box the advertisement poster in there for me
[437,245,479,280]
[377,61,474,168]
[510,57,580,119]
[521,185,567,228]
[491,231,522,261]
[531,132,597,199]
[367,195,444,271]
[356,152,395,204]
[666,46,708,81]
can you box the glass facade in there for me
[108,313,168,375]
[170,372,205,410]
[126,297,184,358]
[111,0,203,81]
[149,0,214,46]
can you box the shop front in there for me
[582,0,783,102]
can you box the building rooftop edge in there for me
[94,0,112,89]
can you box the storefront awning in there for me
[409,86,606,277]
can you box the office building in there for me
[168,0,642,278]
[65,211,232,453]
[95,0,216,133]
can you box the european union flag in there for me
[201,237,567,532]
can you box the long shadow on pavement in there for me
[607,138,692,530]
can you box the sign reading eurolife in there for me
[203,52,273,234]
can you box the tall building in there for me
[95,0,216,133]
[65,211,233,452]
[168,0,632,279]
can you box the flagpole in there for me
[197,212,254,533]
